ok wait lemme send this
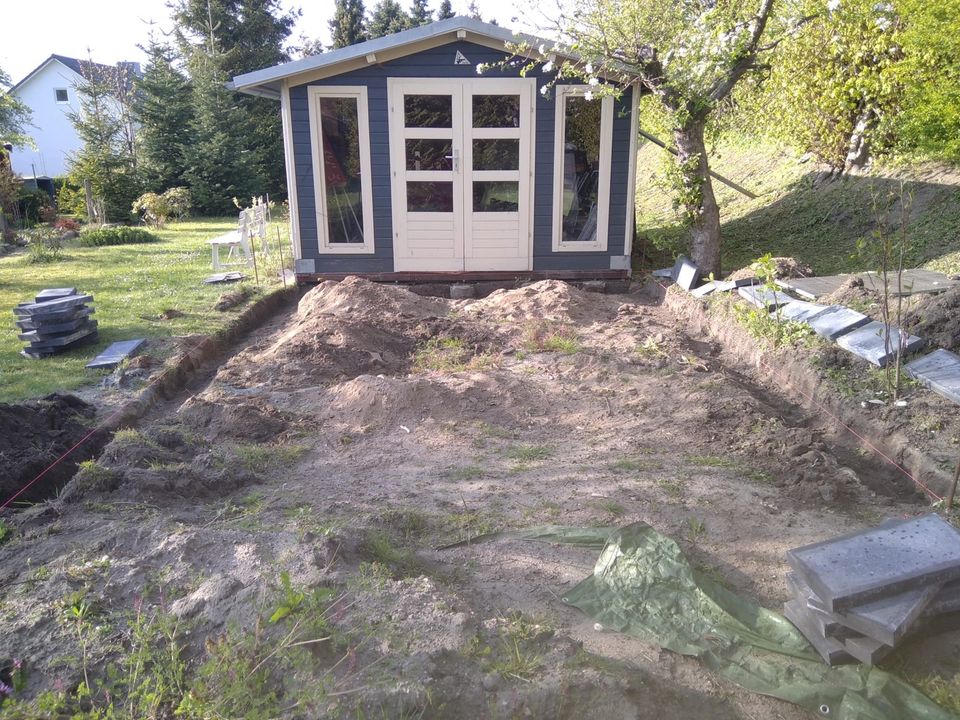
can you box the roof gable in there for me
[10,55,141,93]
[231,17,572,98]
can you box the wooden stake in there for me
[276,226,287,288]
[947,455,960,512]
[250,230,260,287]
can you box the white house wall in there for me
[10,61,85,178]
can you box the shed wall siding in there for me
[290,41,633,273]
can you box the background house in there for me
[7,55,140,179]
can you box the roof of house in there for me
[10,55,141,93]
[231,17,616,99]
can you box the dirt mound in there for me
[903,286,960,351]
[0,393,101,503]
[821,276,880,310]
[727,257,813,282]
[300,277,449,322]
[463,280,615,324]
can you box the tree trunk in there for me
[674,120,722,276]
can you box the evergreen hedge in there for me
[77,227,160,247]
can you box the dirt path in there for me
[0,278,948,718]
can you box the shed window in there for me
[308,87,375,253]
[552,86,613,252]
[54,88,69,103]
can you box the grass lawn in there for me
[0,218,291,403]
[635,136,960,276]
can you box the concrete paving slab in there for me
[21,331,99,359]
[805,305,872,340]
[777,301,831,323]
[15,307,94,332]
[926,579,960,616]
[738,285,791,309]
[675,257,702,292]
[787,514,960,612]
[13,294,93,317]
[906,349,960,405]
[836,321,925,368]
[787,570,939,646]
[20,323,98,348]
[842,634,894,665]
[690,281,719,298]
[716,278,757,291]
[777,269,960,299]
[86,339,147,369]
[203,271,245,284]
[35,287,77,303]
[782,600,854,665]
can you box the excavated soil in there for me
[0,277,956,718]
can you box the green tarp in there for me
[457,522,957,720]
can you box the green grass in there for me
[0,218,291,402]
[635,135,960,275]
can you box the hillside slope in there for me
[634,138,960,276]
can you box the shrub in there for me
[23,226,64,263]
[132,187,192,227]
[77,226,159,247]
[54,217,81,232]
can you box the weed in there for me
[380,507,430,541]
[592,499,627,517]
[439,509,501,544]
[687,454,740,469]
[902,673,960,714]
[74,460,122,493]
[635,334,669,358]
[488,612,550,681]
[609,457,664,473]
[521,321,581,354]
[0,520,12,546]
[444,464,484,482]
[657,478,685,498]
[475,421,512,439]
[687,517,706,540]
[413,336,498,373]
[505,444,552,462]
[233,442,307,473]
[362,530,423,578]
[113,428,160,449]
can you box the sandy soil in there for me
[0,277,954,718]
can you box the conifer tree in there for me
[437,0,454,20]
[133,37,193,191]
[368,0,408,38]
[330,0,368,48]
[408,0,432,26]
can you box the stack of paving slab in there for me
[14,288,98,359]
[784,514,960,666]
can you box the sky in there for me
[1,0,545,85]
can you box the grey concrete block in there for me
[805,305,872,340]
[782,599,854,665]
[842,634,894,665]
[16,306,94,332]
[294,258,316,274]
[20,322,98,348]
[926,579,960,616]
[777,301,831,323]
[716,278,757,291]
[835,321,925,368]
[35,287,77,303]
[690,281,719,298]
[675,257,701,292]
[738,285,791,309]
[86,339,147,370]
[21,331,99,359]
[787,570,938,646]
[651,266,673,279]
[609,255,631,271]
[906,349,960,405]
[450,283,477,299]
[787,514,960,612]
[13,294,93,317]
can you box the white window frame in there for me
[551,85,613,253]
[307,85,375,254]
[54,88,69,104]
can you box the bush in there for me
[23,226,64,263]
[132,187,192,227]
[54,217,81,232]
[77,226,159,247]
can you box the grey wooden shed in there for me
[232,17,639,283]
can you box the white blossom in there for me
[827,0,840,12]
[585,62,594,74]
[538,44,546,55]
[588,77,599,86]
[875,16,891,29]
[476,63,484,75]
[584,90,594,101]
[543,60,554,72]
[540,84,549,95]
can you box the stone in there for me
[787,514,960,612]
[86,339,147,370]
[19,323,98,348]
[777,301,831,323]
[782,599,854,665]
[805,305,872,341]
[738,285,791,309]
[905,349,960,405]
[21,331,98,359]
[674,257,702,292]
[15,307,94,333]
[835,321,925,368]
[716,278,757,291]
[35,287,77,303]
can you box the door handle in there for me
[444,149,460,172]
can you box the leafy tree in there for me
[368,0,409,38]
[330,0,368,48]
[893,0,960,162]
[549,0,791,274]
[68,60,141,222]
[133,36,194,191]
[744,0,901,172]
[299,37,327,57]
[408,0,432,26]
[437,0,454,20]
[0,66,33,149]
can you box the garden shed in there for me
[231,17,640,282]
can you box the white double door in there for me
[388,78,534,272]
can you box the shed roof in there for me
[231,17,599,99]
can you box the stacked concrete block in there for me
[783,514,960,665]
[14,289,98,359]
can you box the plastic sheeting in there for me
[474,522,958,720]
